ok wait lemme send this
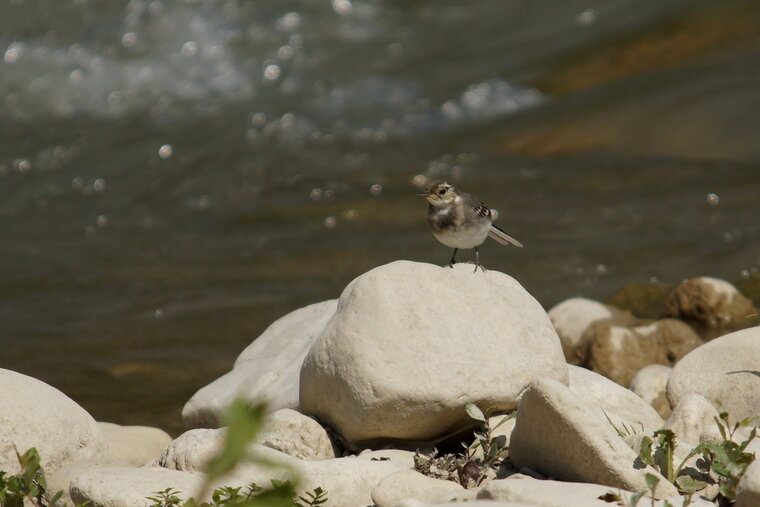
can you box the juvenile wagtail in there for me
[419,181,523,270]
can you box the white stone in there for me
[667,327,760,421]
[156,410,335,471]
[736,456,760,507]
[509,378,678,497]
[182,299,338,428]
[662,393,722,445]
[547,297,617,363]
[153,428,223,472]
[469,476,710,507]
[395,501,528,507]
[567,365,663,434]
[358,449,417,469]
[629,364,672,417]
[70,466,207,507]
[97,422,172,466]
[0,369,108,475]
[257,408,336,460]
[226,445,408,507]
[48,458,120,506]
[154,438,408,507]
[300,261,568,444]
[371,469,464,507]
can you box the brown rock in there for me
[578,319,702,386]
[666,276,758,339]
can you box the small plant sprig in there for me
[413,403,514,489]
[464,403,514,486]
[297,486,328,507]
[636,401,756,501]
[598,474,676,507]
[0,447,86,507]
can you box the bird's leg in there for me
[447,248,458,268]
[473,247,487,273]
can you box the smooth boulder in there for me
[509,378,678,497]
[666,276,757,338]
[371,469,464,507]
[547,297,634,364]
[0,369,108,475]
[629,364,673,418]
[579,319,701,386]
[156,409,335,470]
[667,327,760,422]
[182,299,337,428]
[97,422,172,466]
[300,261,568,444]
[567,365,663,434]
[70,466,207,507]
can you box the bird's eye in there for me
[438,188,446,195]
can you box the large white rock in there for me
[629,364,672,418]
[214,445,408,507]
[300,261,568,444]
[567,365,663,434]
[667,327,760,421]
[0,369,108,475]
[70,466,207,507]
[182,299,338,428]
[256,408,336,460]
[447,475,712,507]
[509,378,678,497]
[154,434,407,507]
[97,422,172,466]
[547,297,627,364]
[156,409,335,470]
[371,469,464,507]
[153,428,222,472]
[662,393,722,446]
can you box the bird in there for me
[418,181,523,270]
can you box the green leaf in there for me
[465,403,486,422]
[640,436,655,467]
[491,412,516,431]
[719,482,737,500]
[740,426,757,452]
[674,475,707,494]
[628,490,646,507]
[714,415,728,441]
[644,472,660,494]
[205,399,267,482]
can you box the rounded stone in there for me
[299,261,568,444]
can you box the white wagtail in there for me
[418,181,523,270]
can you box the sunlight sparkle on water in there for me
[264,64,281,81]
[158,144,173,159]
[332,0,353,15]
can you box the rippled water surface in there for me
[2,0,759,433]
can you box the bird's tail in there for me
[488,225,524,247]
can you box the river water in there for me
[2,0,759,433]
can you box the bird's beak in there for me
[417,192,432,198]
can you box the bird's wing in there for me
[473,202,492,219]
[488,225,524,247]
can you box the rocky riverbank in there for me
[2,260,759,506]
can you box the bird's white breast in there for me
[433,221,490,249]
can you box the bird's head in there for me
[418,181,456,207]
